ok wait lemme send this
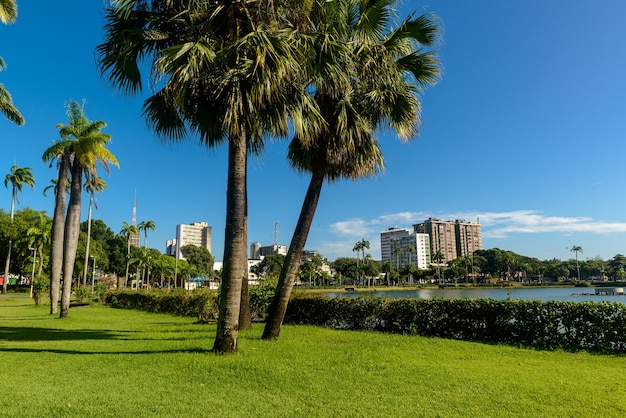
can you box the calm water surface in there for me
[325,286,626,304]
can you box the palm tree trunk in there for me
[239,156,252,331]
[2,195,15,294]
[2,240,12,294]
[213,134,247,353]
[50,159,68,314]
[82,195,94,286]
[124,240,131,288]
[263,171,324,340]
[60,161,82,318]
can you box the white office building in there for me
[166,222,212,260]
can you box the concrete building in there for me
[166,222,212,260]
[455,219,483,258]
[389,232,431,270]
[413,218,482,264]
[380,227,412,263]
[250,242,287,259]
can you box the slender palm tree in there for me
[26,213,52,278]
[2,164,35,293]
[82,176,107,286]
[263,0,440,340]
[97,0,317,353]
[42,136,73,314]
[137,220,155,249]
[394,246,403,280]
[570,245,583,281]
[407,244,415,285]
[120,221,139,289]
[58,100,118,318]
[353,240,364,284]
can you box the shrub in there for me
[74,286,92,303]
[284,296,626,353]
[32,274,50,306]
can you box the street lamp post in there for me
[29,247,36,298]
[91,255,96,292]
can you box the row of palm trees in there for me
[96,0,440,352]
[41,100,119,317]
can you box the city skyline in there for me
[3,2,626,263]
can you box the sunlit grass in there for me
[1,295,625,417]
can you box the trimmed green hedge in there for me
[283,296,626,353]
[106,290,218,322]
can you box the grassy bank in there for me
[1,295,625,417]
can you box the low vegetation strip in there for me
[105,290,626,353]
[284,296,626,353]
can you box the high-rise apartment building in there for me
[389,232,431,269]
[455,219,483,258]
[413,218,482,264]
[380,227,412,263]
[166,222,212,260]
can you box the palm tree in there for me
[2,164,35,293]
[42,135,73,314]
[26,212,52,278]
[262,0,439,340]
[407,244,415,285]
[97,0,315,353]
[0,0,23,126]
[433,250,444,284]
[82,176,107,286]
[394,246,403,281]
[57,100,118,318]
[137,220,155,249]
[120,222,139,289]
[353,240,364,284]
[570,245,583,281]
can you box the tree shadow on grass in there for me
[0,347,213,355]
[0,326,128,342]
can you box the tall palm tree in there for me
[352,240,364,283]
[2,164,35,293]
[57,100,118,318]
[42,135,73,314]
[97,0,317,353]
[26,212,52,278]
[137,220,155,249]
[570,245,583,281]
[82,176,107,286]
[407,244,415,285]
[263,0,440,340]
[394,246,402,278]
[0,0,23,126]
[120,221,139,289]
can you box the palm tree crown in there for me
[0,0,24,125]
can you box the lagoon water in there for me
[325,286,626,304]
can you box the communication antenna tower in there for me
[274,221,279,246]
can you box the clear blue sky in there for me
[2,1,626,263]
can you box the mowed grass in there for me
[1,295,625,417]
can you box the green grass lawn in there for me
[1,295,625,417]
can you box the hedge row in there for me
[106,285,275,323]
[283,296,626,353]
[106,290,218,322]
